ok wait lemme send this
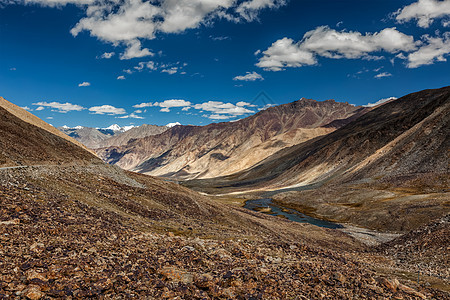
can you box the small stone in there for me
[159,267,193,284]
[24,285,44,300]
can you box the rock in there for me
[26,270,47,282]
[398,284,426,299]
[0,219,20,225]
[333,272,346,284]
[159,267,194,284]
[379,277,399,292]
[24,285,44,300]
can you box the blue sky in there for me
[1,0,449,128]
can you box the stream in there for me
[244,198,342,229]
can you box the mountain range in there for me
[96,98,368,179]
[58,123,169,149]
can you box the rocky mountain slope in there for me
[188,86,449,192]
[0,98,98,168]
[97,99,367,179]
[0,97,91,156]
[0,97,448,298]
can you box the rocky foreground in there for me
[1,167,448,299]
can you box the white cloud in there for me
[78,81,91,87]
[233,71,264,81]
[21,106,32,111]
[236,101,257,107]
[46,116,54,120]
[157,99,192,112]
[133,102,154,108]
[374,72,392,79]
[256,37,316,71]
[394,0,450,28]
[89,105,126,115]
[35,106,45,111]
[405,33,450,68]
[117,75,126,80]
[9,67,16,71]
[257,26,418,71]
[120,40,154,60]
[161,67,178,75]
[236,0,286,21]
[364,97,397,107]
[117,113,144,119]
[32,101,85,113]
[210,35,230,41]
[194,101,254,116]
[133,99,191,112]
[99,52,114,59]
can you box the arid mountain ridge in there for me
[97,98,367,179]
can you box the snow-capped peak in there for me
[122,125,136,132]
[104,124,122,131]
[61,125,84,129]
[166,122,181,128]
[102,124,136,132]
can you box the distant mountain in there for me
[58,124,168,149]
[186,86,450,192]
[59,126,114,149]
[99,124,169,148]
[97,98,368,179]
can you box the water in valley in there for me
[244,198,342,229]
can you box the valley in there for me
[0,87,449,298]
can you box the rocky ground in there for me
[1,165,448,299]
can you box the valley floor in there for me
[0,165,448,299]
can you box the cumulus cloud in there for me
[35,106,45,111]
[32,101,85,113]
[117,113,144,119]
[133,99,255,118]
[236,0,286,21]
[13,0,280,59]
[233,71,264,81]
[120,40,154,60]
[257,26,418,71]
[256,37,316,71]
[133,99,191,112]
[405,33,450,68]
[78,81,91,87]
[99,52,114,59]
[157,99,192,112]
[364,97,397,107]
[161,67,178,75]
[89,105,126,115]
[374,72,392,79]
[133,102,154,108]
[394,0,450,28]
[117,75,126,80]
[194,101,254,118]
